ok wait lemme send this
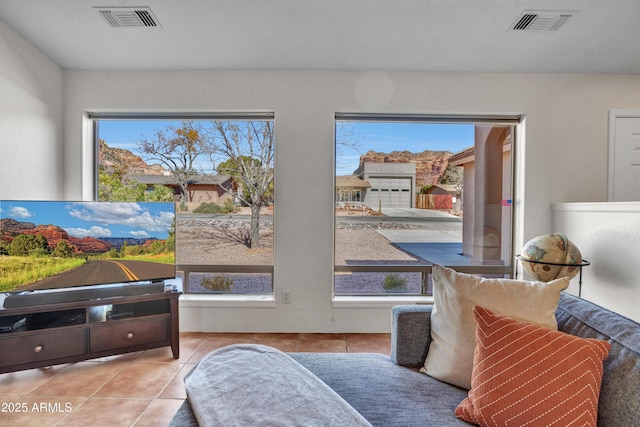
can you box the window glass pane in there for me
[97,119,274,294]
[335,119,513,296]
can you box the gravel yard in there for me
[176,213,430,294]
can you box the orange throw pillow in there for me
[455,306,610,427]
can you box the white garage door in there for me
[368,177,411,208]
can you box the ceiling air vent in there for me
[511,10,576,32]
[95,7,161,28]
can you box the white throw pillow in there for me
[421,264,569,390]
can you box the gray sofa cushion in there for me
[391,304,432,368]
[556,293,640,427]
[183,344,372,426]
[289,353,469,427]
[169,353,469,427]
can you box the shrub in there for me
[9,234,50,256]
[222,198,239,213]
[201,274,235,293]
[382,273,409,293]
[193,202,225,214]
[52,240,74,258]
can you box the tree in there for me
[53,240,74,258]
[335,122,361,174]
[439,163,463,187]
[210,121,274,248]
[98,165,146,201]
[9,234,50,256]
[439,163,464,207]
[145,184,174,202]
[137,121,211,202]
[217,156,273,205]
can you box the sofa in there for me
[169,292,640,426]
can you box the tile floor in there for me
[0,332,391,426]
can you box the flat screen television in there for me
[0,201,176,308]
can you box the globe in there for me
[519,233,582,282]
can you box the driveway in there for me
[376,208,471,266]
[380,207,459,220]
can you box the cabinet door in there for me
[89,316,169,353]
[0,328,86,367]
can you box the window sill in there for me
[179,294,276,309]
[332,295,434,309]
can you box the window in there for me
[335,114,519,296]
[92,113,275,295]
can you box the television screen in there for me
[0,201,176,294]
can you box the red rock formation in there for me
[99,139,167,176]
[7,223,112,254]
[68,236,113,254]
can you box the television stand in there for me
[0,291,180,374]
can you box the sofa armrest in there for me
[390,305,433,368]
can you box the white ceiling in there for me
[0,0,639,73]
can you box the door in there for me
[367,177,411,208]
[609,111,640,201]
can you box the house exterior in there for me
[448,130,512,266]
[359,162,416,209]
[335,175,370,207]
[131,174,235,207]
[419,184,461,210]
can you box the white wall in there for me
[552,202,640,323]
[3,21,640,332]
[60,70,640,332]
[0,19,63,200]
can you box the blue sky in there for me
[336,122,474,175]
[98,120,474,176]
[0,201,174,240]
[98,120,180,157]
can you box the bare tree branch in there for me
[209,121,274,248]
[137,121,212,202]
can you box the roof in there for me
[336,176,371,188]
[448,147,476,166]
[425,184,460,195]
[448,134,512,166]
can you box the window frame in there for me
[89,111,276,296]
[334,113,521,297]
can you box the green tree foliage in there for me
[123,244,144,256]
[98,165,173,202]
[52,240,74,258]
[165,235,175,253]
[9,234,50,257]
[192,201,237,214]
[382,273,409,293]
[106,248,119,259]
[438,164,463,187]
[98,164,146,202]
[119,240,128,258]
[146,184,174,201]
[148,240,166,255]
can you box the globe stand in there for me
[515,256,591,297]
